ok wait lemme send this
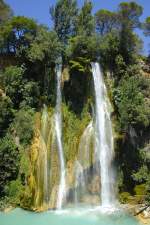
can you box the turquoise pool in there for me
[0,207,141,225]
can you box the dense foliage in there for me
[0,0,150,209]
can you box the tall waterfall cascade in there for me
[32,63,116,210]
[91,62,115,207]
[55,65,66,210]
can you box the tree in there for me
[27,26,62,99]
[118,2,143,29]
[21,81,40,108]
[98,31,120,72]
[118,2,143,64]
[11,107,35,146]
[0,95,14,137]
[1,66,25,107]
[27,26,62,63]
[95,9,118,35]
[0,134,20,196]
[50,0,78,45]
[0,0,12,24]
[115,76,149,130]
[76,0,94,36]
[143,17,150,36]
[0,16,37,54]
[67,34,99,62]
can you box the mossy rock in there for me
[134,184,146,196]
[119,192,131,203]
[133,184,146,204]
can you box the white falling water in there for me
[74,121,94,204]
[55,65,66,210]
[78,121,93,169]
[91,62,115,207]
[74,160,86,205]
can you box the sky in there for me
[5,0,150,55]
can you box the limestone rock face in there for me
[49,185,59,209]
[88,175,101,195]
[81,195,100,205]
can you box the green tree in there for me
[76,0,94,36]
[21,81,40,108]
[0,95,14,137]
[1,65,40,108]
[0,16,37,54]
[1,66,25,107]
[132,148,150,204]
[98,31,120,72]
[143,17,150,36]
[67,34,99,63]
[27,26,62,100]
[11,107,35,146]
[95,9,118,35]
[5,179,24,204]
[118,2,143,64]
[28,26,61,63]
[115,76,149,130]
[0,134,20,196]
[50,0,78,45]
[0,0,12,24]
[118,2,143,29]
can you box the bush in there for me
[114,75,149,130]
[119,192,131,203]
[5,179,24,205]
[1,66,25,107]
[67,35,100,62]
[134,184,146,196]
[11,107,35,146]
[0,134,20,196]
[0,95,14,137]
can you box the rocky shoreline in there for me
[122,204,150,224]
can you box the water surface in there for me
[0,207,141,225]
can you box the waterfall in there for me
[41,106,49,204]
[55,65,66,210]
[91,62,115,207]
[33,63,116,210]
[74,121,94,204]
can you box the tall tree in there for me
[76,0,94,36]
[143,17,150,36]
[0,16,37,54]
[0,0,12,24]
[50,0,78,45]
[118,2,143,64]
[118,2,143,29]
[95,9,118,35]
[0,134,20,195]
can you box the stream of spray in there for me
[74,121,93,204]
[55,65,66,210]
[91,62,115,207]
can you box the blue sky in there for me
[5,0,150,55]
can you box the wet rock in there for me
[88,175,101,194]
[81,195,100,205]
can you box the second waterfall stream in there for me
[91,62,115,207]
